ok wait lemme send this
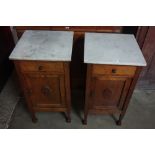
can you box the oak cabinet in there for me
[9,31,73,123]
[84,64,139,125]
[14,61,71,122]
[84,33,146,125]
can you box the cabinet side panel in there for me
[13,61,35,114]
[64,63,71,113]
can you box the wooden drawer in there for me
[92,65,136,77]
[18,61,64,73]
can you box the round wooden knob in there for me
[112,69,116,73]
[38,66,43,71]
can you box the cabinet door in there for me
[24,73,66,108]
[89,76,132,110]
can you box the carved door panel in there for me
[89,76,132,110]
[24,73,66,108]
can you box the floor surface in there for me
[9,89,155,129]
[0,72,20,128]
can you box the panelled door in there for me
[23,73,66,108]
[89,76,132,110]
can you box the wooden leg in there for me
[27,103,37,123]
[116,67,142,126]
[64,63,71,123]
[27,106,37,123]
[116,116,122,126]
[31,112,38,123]
[83,119,87,125]
[116,112,125,126]
[83,110,88,125]
[83,65,92,125]
[66,111,71,123]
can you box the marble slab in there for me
[9,30,74,61]
[84,33,146,66]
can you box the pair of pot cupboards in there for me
[9,30,146,125]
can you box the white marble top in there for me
[84,33,146,66]
[9,30,74,61]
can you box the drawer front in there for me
[19,61,64,73]
[92,65,136,77]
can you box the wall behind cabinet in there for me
[136,26,155,89]
[0,27,15,92]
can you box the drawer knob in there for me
[38,66,43,71]
[112,69,116,73]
